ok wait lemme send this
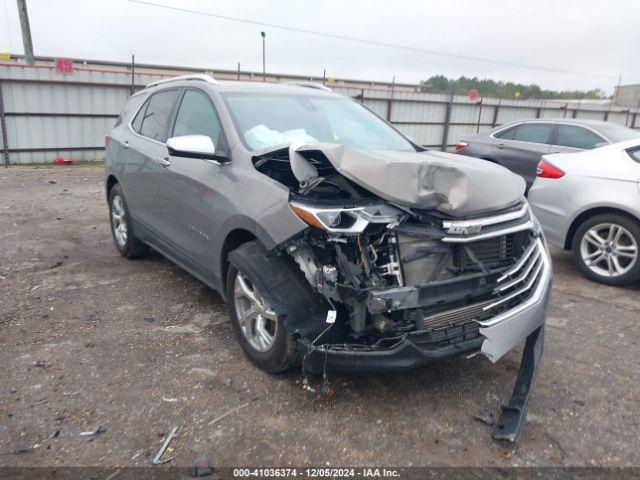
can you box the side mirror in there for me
[166,135,228,162]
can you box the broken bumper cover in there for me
[303,336,484,374]
[304,239,552,374]
[477,238,552,363]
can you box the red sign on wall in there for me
[468,88,479,101]
[55,58,73,74]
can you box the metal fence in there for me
[1,61,638,164]
[333,86,639,150]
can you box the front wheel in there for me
[226,242,300,373]
[572,213,640,286]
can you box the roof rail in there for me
[286,81,332,92]
[145,74,218,89]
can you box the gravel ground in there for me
[1,165,639,468]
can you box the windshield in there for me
[222,92,416,152]
[597,123,640,143]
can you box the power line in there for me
[127,0,616,79]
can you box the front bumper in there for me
[303,335,484,374]
[304,239,552,374]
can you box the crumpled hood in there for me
[296,143,526,217]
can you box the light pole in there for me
[260,31,266,82]
[16,0,35,65]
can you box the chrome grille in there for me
[419,239,546,340]
[453,231,530,271]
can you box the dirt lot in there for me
[1,165,639,468]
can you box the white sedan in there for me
[529,138,640,286]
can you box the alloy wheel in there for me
[111,195,128,249]
[579,223,638,278]
[233,272,278,352]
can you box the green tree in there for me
[419,75,606,100]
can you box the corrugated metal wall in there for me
[332,86,640,149]
[1,62,638,164]
[0,63,166,163]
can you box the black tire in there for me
[572,213,640,287]
[226,241,301,373]
[108,183,149,259]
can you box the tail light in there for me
[537,160,564,179]
[104,134,110,147]
[455,141,469,151]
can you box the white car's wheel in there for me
[573,213,640,286]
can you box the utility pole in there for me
[606,74,622,121]
[130,54,135,95]
[16,0,35,65]
[260,31,266,82]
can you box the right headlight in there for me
[289,201,402,234]
[289,202,369,233]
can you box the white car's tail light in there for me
[536,160,564,179]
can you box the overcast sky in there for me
[1,0,638,93]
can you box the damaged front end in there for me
[254,143,552,441]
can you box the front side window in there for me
[222,93,415,152]
[556,125,605,149]
[512,123,553,144]
[138,90,180,142]
[172,90,223,148]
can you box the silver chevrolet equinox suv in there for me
[106,75,552,442]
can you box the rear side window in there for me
[555,125,605,149]
[512,123,553,144]
[172,90,223,148]
[495,126,517,140]
[627,148,640,164]
[131,98,148,132]
[138,90,180,142]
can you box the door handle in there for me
[496,143,505,149]
[122,140,129,149]
[157,156,171,167]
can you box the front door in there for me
[158,88,230,279]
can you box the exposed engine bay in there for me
[251,142,550,443]
[252,143,543,360]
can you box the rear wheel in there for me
[108,183,149,258]
[572,213,640,286]
[226,241,300,373]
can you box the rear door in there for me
[549,124,608,154]
[492,122,553,187]
[124,88,181,240]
